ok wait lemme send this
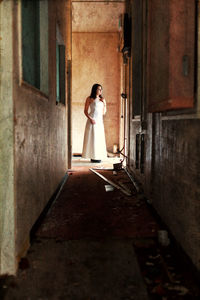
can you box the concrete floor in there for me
[1,158,200,299]
[2,239,148,300]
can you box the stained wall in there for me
[71,0,125,155]
[72,32,120,154]
[146,1,200,272]
[0,0,15,274]
[127,0,200,272]
[0,0,70,274]
[14,0,69,263]
[150,117,200,270]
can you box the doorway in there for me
[71,0,125,167]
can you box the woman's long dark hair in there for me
[90,83,102,99]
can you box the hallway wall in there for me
[0,0,15,275]
[147,0,200,273]
[126,0,200,272]
[72,32,120,154]
[13,0,69,267]
[0,0,70,274]
[150,116,200,271]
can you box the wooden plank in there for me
[89,168,132,196]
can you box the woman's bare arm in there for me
[84,97,96,124]
[102,98,107,115]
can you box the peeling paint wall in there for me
[147,1,200,272]
[0,0,16,275]
[72,32,120,154]
[127,0,200,272]
[0,0,70,274]
[72,1,125,33]
[13,0,69,264]
[151,117,200,271]
[71,1,124,155]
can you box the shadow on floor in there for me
[1,166,200,299]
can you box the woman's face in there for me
[96,86,102,96]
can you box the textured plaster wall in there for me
[145,2,200,272]
[12,0,69,267]
[0,0,16,275]
[127,0,200,271]
[150,117,200,271]
[72,32,120,154]
[72,1,125,33]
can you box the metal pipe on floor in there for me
[89,168,132,196]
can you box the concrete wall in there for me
[14,0,69,263]
[72,32,120,154]
[0,0,70,274]
[127,0,200,272]
[150,116,200,270]
[0,0,16,275]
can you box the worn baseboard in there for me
[30,172,69,240]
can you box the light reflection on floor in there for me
[72,155,123,168]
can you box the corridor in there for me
[1,158,199,300]
[1,0,200,297]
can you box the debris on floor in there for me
[158,230,170,247]
[134,238,200,299]
[3,165,198,300]
[35,167,159,240]
[89,168,132,196]
[105,184,115,192]
[113,161,123,170]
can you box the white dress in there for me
[82,97,107,160]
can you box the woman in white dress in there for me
[82,83,107,163]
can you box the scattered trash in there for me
[135,233,200,299]
[147,198,152,204]
[174,280,181,284]
[164,283,189,296]
[113,161,123,170]
[144,277,153,285]
[89,168,131,196]
[145,261,155,266]
[159,254,175,283]
[149,254,160,260]
[158,230,170,247]
[105,185,114,192]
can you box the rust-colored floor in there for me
[1,165,200,299]
[36,167,159,240]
